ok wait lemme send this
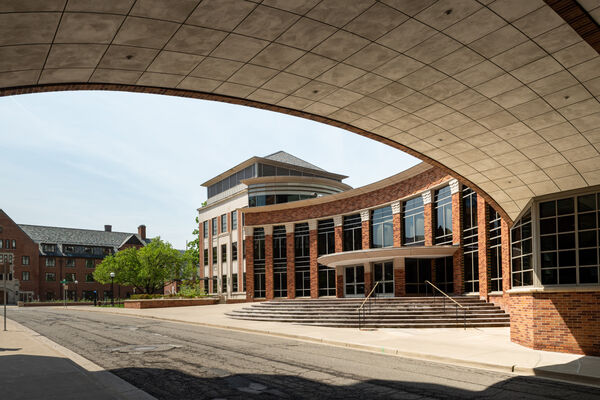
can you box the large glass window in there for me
[344,265,365,296]
[232,242,238,261]
[207,164,255,198]
[253,228,266,298]
[273,226,287,298]
[372,206,393,248]
[318,265,336,296]
[212,246,217,265]
[221,214,227,233]
[463,187,479,293]
[343,214,362,251]
[434,186,453,245]
[511,209,533,287]
[403,197,424,245]
[232,273,238,292]
[294,223,311,297]
[405,259,431,294]
[539,193,599,285]
[434,257,453,293]
[249,193,317,207]
[203,221,208,238]
[231,211,238,230]
[221,244,227,264]
[204,249,208,266]
[211,217,217,236]
[318,219,335,255]
[489,206,502,292]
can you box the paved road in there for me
[8,308,600,400]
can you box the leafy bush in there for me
[178,281,207,298]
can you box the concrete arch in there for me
[1,0,600,223]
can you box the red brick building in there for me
[0,209,147,303]
[236,163,600,356]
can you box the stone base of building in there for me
[509,291,600,356]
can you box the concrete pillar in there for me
[264,225,273,300]
[334,215,343,253]
[360,209,370,249]
[478,196,490,301]
[392,201,401,247]
[394,257,406,297]
[285,223,295,299]
[308,219,318,299]
[244,227,254,301]
[422,190,433,246]
[336,269,344,298]
[450,179,463,294]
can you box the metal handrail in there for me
[424,280,464,308]
[424,280,467,330]
[357,281,380,330]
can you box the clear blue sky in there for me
[0,91,419,249]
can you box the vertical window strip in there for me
[511,210,533,287]
[434,186,453,245]
[343,213,362,252]
[488,206,502,292]
[372,205,394,248]
[403,197,424,246]
[463,187,479,293]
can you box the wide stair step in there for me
[226,297,510,328]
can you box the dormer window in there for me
[84,247,91,254]
[43,244,55,252]
[64,245,74,253]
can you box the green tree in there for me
[94,237,196,294]
[186,216,200,264]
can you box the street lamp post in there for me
[110,272,115,306]
[74,280,78,302]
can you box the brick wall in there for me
[510,292,600,356]
[336,273,344,298]
[245,168,450,226]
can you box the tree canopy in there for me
[94,237,197,294]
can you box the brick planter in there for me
[124,298,219,309]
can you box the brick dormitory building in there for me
[199,152,600,356]
[0,209,148,303]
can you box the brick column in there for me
[360,209,370,249]
[391,201,401,247]
[336,270,344,298]
[450,179,463,295]
[501,218,511,294]
[478,196,490,301]
[423,190,433,246]
[309,219,319,299]
[394,257,405,297]
[244,227,254,301]
[364,263,372,296]
[237,210,244,293]
[334,215,343,252]
[284,223,295,299]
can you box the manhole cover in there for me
[110,344,181,354]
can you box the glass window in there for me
[212,246,217,265]
[294,223,311,297]
[11,240,16,249]
[273,226,287,298]
[86,259,94,268]
[204,249,208,266]
[66,259,75,267]
[203,221,208,238]
[232,242,238,261]
[86,273,94,282]
[434,257,454,293]
[403,197,424,246]
[22,271,30,281]
[434,186,453,245]
[318,219,335,255]
[45,273,56,281]
[511,209,533,287]
[463,187,479,293]
[253,228,266,298]
[372,206,393,248]
[489,206,502,292]
[343,214,362,252]
[22,256,30,266]
[220,214,227,233]
[212,217,217,236]
[46,258,55,267]
[539,193,599,285]
[318,264,336,296]
[232,273,238,292]
[221,244,227,264]
[65,273,76,282]
[231,211,238,230]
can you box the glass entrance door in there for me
[373,261,394,296]
[405,258,432,294]
[344,265,365,297]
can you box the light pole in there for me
[2,253,10,331]
[110,272,115,306]
[74,280,78,302]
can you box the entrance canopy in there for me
[317,245,458,268]
[1,1,599,222]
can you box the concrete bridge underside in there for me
[1,0,600,223]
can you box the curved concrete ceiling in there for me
[1,0,600,222]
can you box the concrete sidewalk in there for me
[0,312,155,400]
[66,302,600,387]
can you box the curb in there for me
[72,307,600,388]
[8,318,157,400]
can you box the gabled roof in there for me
[18,224,146,249]
[263,151,326,172]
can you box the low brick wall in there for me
[124,298,219,309]
[18,301,95,307]
[510,292,600,356]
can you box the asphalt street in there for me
[8,308,600,400]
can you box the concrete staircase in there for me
[226,297,510,328]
